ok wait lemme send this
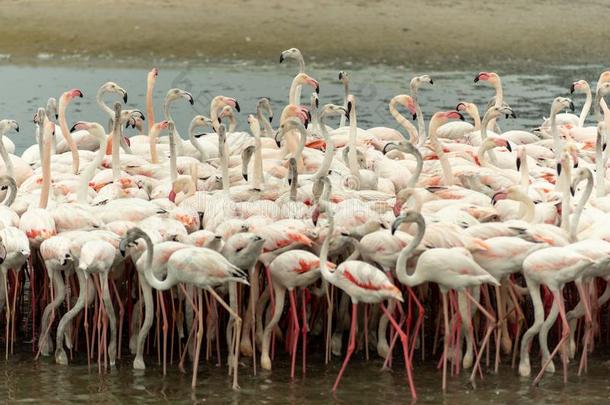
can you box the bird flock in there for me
[0,47,608,400]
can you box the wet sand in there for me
[0,0,608,67]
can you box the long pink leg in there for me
[191,289,204,388]
[533,290,570,386]
[110,279,124,360]
[332,302,357,392]
[178,284,199,374]
[288,289,300,379]
[576,281,592,376]
[408,287,424,362]
[441,292,449,391]
[159,291,169,375]
[301,289,308,375]
[380,302,417,400]
[465,290,496,387]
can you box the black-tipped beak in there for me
[604,143,608,152]
[188,96,194,106]
[574,160,579,168]
[279,54,284,64]
[123,93,128,103]
[70,123,78,132]
[569,101,575,112]
[458,112,465,121]
[338,72,343,80]
[269,115,273,123]
[125,122,130,129]
[506,142,512,152]
[491,192,502,205]
[347,101,352,115]
[78,91,84,98]
[570,186,575,196]
[382,143,395,155]
[315,84,320,94]
[511,112,517,119]
[120,248,126,257]
[288,177,292,186]
[391,223,399,235]
[243,173,248,181]
[315,98,319,108]
[275,138,281,148]
[234,101,241,112]
[570,83,575,94]
[429,79,434,85]
[412,113,417,120]
[456,102,466,111]
[474,75,480,83]
[557,163,562,176]
[15,125,19,133]
[516,157,521,171]
[55,114,59,120]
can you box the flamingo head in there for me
[410,75,434,90]
[63,88,84,101]
[338,70,349,84]
[570,79,589,94]
[598,71,610,87]
[312,204,321,226]
[147,67,159,84]
[433,110,464,124]
[484,136,512,152]
[216,96,239,112]
[279,47,302,64]
[296,73,320,94]
[282,104,310,128]
[156,120,171,131]
[0,119,19,134]
[515,146,527,171]
[101,82,127,103]
[219,105,234,120]
[551,97,575,115]
[247,114,261,135]
[456,101,477,118]
[394,95,417,119]
[474,71,499,85]
[564,142,579,168]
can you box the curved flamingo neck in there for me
[58,95,80,174]
[570,170,593,242]
[39,125,52,209]
[78,125,106,204]
[395,216,425,286]
[146,80,156,132]
[252,129,264,189]
[429,118,453,186]
[579,87,592,128]
[389,98,418,142]
[312,112,335,180]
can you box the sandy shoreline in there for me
[0,0,609,67]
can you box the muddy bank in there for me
[0,0,608,68]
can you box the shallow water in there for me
[2,61,610,403]
[0,61,606,154]
[2,345,610,403]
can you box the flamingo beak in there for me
[516,157,521,171]
[168,190,177,203]
[570,83,575,94]
[506,142,512,152]
[279,53,284,63]
[569,101,575,112]
[123,93,128,103]
[557,163,562,176]
[312,205,320,226]
[393,200,403,217]
[243,172,248,181]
